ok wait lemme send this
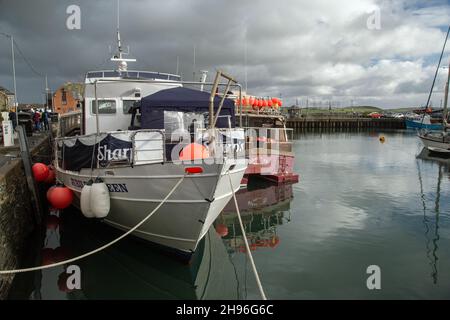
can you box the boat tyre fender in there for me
[90,178,111,218]
[80,180,95,218]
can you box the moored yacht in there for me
[419,57,450,154]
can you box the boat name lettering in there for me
[70,178,128,193]
[97,145,131,162]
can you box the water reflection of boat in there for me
[416,159,442,284]
[417,147,450,165]
[55,210,240,299]
[217,181,293,253]
[9,208,240,300]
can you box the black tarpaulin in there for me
[139,87,235,129]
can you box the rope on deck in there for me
[227,172,268,300]
[0,176,185,275]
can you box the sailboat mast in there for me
[443,59,450,126]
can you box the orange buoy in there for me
[46,215,60,230]
[215,224,228,237]
[49,186,73,209]
[47,186,56,202]
[32,163,49,182]
[44,165,56,184]
[179,143,210,161]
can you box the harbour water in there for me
[8,130,450,299]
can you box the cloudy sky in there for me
[0,0,449,108]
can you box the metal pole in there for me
[209,72,221,129]
[11,35,19,132]
[17,125,43,225]
[443,60,450,130]
[95,81,100,135]
[45,74,49,110]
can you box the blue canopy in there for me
[139,87,235,129]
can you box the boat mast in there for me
[110,0,136,72]
[444,59,450,131]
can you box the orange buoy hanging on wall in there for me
[46,186,56,202]
[179,143,210,161]
[44,165,56,184]
[32,163,49,182]
[48,186,73,209]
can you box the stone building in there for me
[52,82,84,114]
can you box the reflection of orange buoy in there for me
[215,224,228,237]
[46,215,60,230]
[32,163,49,182]
[53,247,69,263]
[42,248,55,265]
[269,236,280,248]
[379,136,385,143]
[179,143,210,161]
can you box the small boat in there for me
[233,96,299,184]
[406,114,442,131]
[419,57,450,154]
[55,29,247,255]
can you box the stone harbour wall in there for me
[0,133,51,299]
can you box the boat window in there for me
[169,75,181,81]
[124,71,138,78]
[163,111,206,140]
[123,100,137,114]
[91,100,116,114]
[87,71,103,78]
[103,71,120,77]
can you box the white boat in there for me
[54,30,247,255]
[419,57,450,154]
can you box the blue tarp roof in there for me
[139,87,235,129]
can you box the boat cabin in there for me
[82,70,182,135]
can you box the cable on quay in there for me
[0,176,185,275]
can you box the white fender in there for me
[80,184,95,218]
[90,182,110,218]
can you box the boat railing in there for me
[57,111,82,137]
[241,127,293,154]
[130,130,165,165]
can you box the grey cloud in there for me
[0,0,449,108]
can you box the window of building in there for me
[91,100,116,114]
[62,90,67,105]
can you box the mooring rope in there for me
[227,172,267,300]
[0,176,185,275]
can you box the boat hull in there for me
[406,119,442,130]
[419,133,450,154]
[56,159,246,253]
